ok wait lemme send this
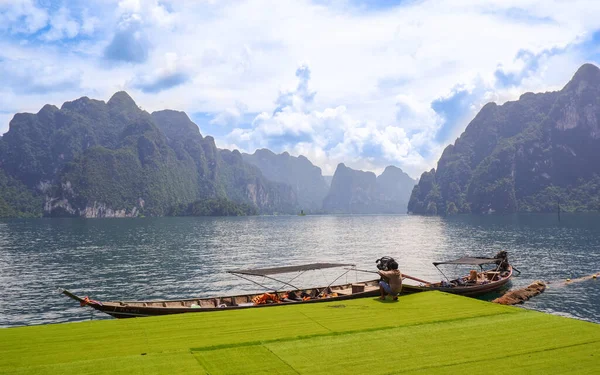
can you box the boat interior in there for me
[105,280,381,309]
[428,269,511,288]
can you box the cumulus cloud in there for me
[133,72,188,93]
[228,65,329,149]
[80,8,100,36]
[0,112,13,135]
[130,52,191,93]
[494,47,568,88]
[273,64,316,114]
[0,58,82,94]
[210,102,249,126]
[102,0,181,65]
[4,0,600,177]
[117,0,176,27]
[225,64,436,176]
[104,14,150,63]
[0,2,104,42]
[41,7,80,41]
[0,0,49,34]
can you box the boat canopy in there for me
[433,257,500,267]
[229,262,355,276]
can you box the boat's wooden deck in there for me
[110,281,380,309]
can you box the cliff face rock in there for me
[376,166,416,211]
[242,149,328,212]
[323,163,415,213]
[409,63,600,215]
[219,149,297,214]
[44,197,140,218]
[0,92,297,217]
[323,163,377,213]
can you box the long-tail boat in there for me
[400,251,516,297]
[60,263,382,319]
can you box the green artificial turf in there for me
[1,292,598,374]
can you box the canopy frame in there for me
[228,262,356,294]
[229,263,355,277]
[432,256,505,282]
[432,257,502,267]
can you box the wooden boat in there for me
[400,251,515,297]
[60,263,381,319]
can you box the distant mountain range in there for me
[243,149,329,212]
[0,92,415,217]
[323,164,415,214]
[8,65,600,218]
[409,63,600,215]
[243,149,416,214]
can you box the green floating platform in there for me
[1,292,599,374]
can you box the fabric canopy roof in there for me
[229,263,355,276]
[433,257,500,267]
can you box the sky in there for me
[1,0,600,178]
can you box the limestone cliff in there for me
[409,63,600,214]
[323,163,415,213]
[242,149,328,212]
[0,92,297,217]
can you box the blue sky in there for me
[1,0,600,177]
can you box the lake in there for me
[0,214,599,328]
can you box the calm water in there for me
[0,214,599,328]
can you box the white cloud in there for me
[0,57,82,94]
[117,0,142,14]
[0,0,49,34]
[223,64,438,176]
[0,113,13,136]
[81,9,100,35]
[129,52,193,92]
[2,0,600,175]
[42,7,80,41]
[210,101,248,126]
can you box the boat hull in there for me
[61,280,382,319]
[401,266,513,297]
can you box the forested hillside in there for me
[409,63,600,215]
[0,92,297,217]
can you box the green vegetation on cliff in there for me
[0,169,42,218]
[409,63,600,215]
[169,197,258,216]
[0,93,297,217]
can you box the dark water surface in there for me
[0,214,599,327]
